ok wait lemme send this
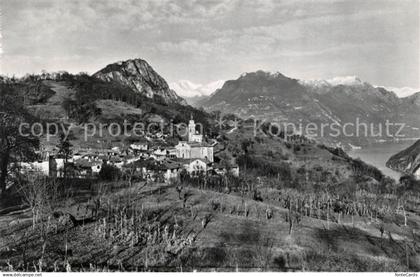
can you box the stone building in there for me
[175,117,214,162]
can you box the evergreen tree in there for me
[0,83,39,195]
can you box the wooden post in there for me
[289,208,293,235]
[326,199,330,230]
[403,206,408,226]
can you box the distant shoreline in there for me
[347,140,415,181]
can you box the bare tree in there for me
[16,174,56,228]
[253,236,274,270]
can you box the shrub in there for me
[237,154,292,179]
[209,199,221,211]
[99,164,122,181]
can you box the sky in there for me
[1,0,419,89]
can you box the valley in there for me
[2,0,419,273]
[1,58,420,272]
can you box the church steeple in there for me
[188,116,196,142]
[187,115,203,143]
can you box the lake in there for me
[347,141,416,180]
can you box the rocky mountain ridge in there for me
[386,140,420,178]
[93,58,186,105]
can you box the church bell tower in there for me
[188,114,196,143]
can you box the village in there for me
[19,117,239,182]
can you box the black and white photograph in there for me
[0,0,419,273]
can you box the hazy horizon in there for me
[1,0,419,89]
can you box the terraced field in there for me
[1,181,419,271]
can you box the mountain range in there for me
[3,58,419,150]
[5,57,389,185]
[198,71,420,148]
[170,76,419,101]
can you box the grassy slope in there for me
[18,77,216,150]
[27,81,75,120]
[0,181,419,272]
[220,127,365,185]
[95,100,143,118]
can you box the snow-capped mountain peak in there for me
[325,76,363,86]
[298,79,331,87]
[169,80,224,97]
[299,75,418,98]
[299,76,363,88]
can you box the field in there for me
[1,180,419,272]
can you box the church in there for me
[175,117,214,162]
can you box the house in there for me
[48,157,65,177]
[44,158,102,179]
[151,147,168,161]
[153,147,167,156]
[125,158,182,183]
[125,155,140,165]
[167,148,177,159]
[108,156,124,169]
[175,142,214,162]
[73,159,94,178]
[231,165,239,177]
[97,149,119,157]
[190,142,214,162]
[136,150,150,159]
[20,161,50,176]
[72,152,86,161]
[112,146,121,153]
[130,142,148,151]
[213,163,240,177]
[162,161,183,181]
[80,153,98,162]
[183,158,212,175]
[91,161,102,175]
[175,141,191,159]
[126,159,160,181]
